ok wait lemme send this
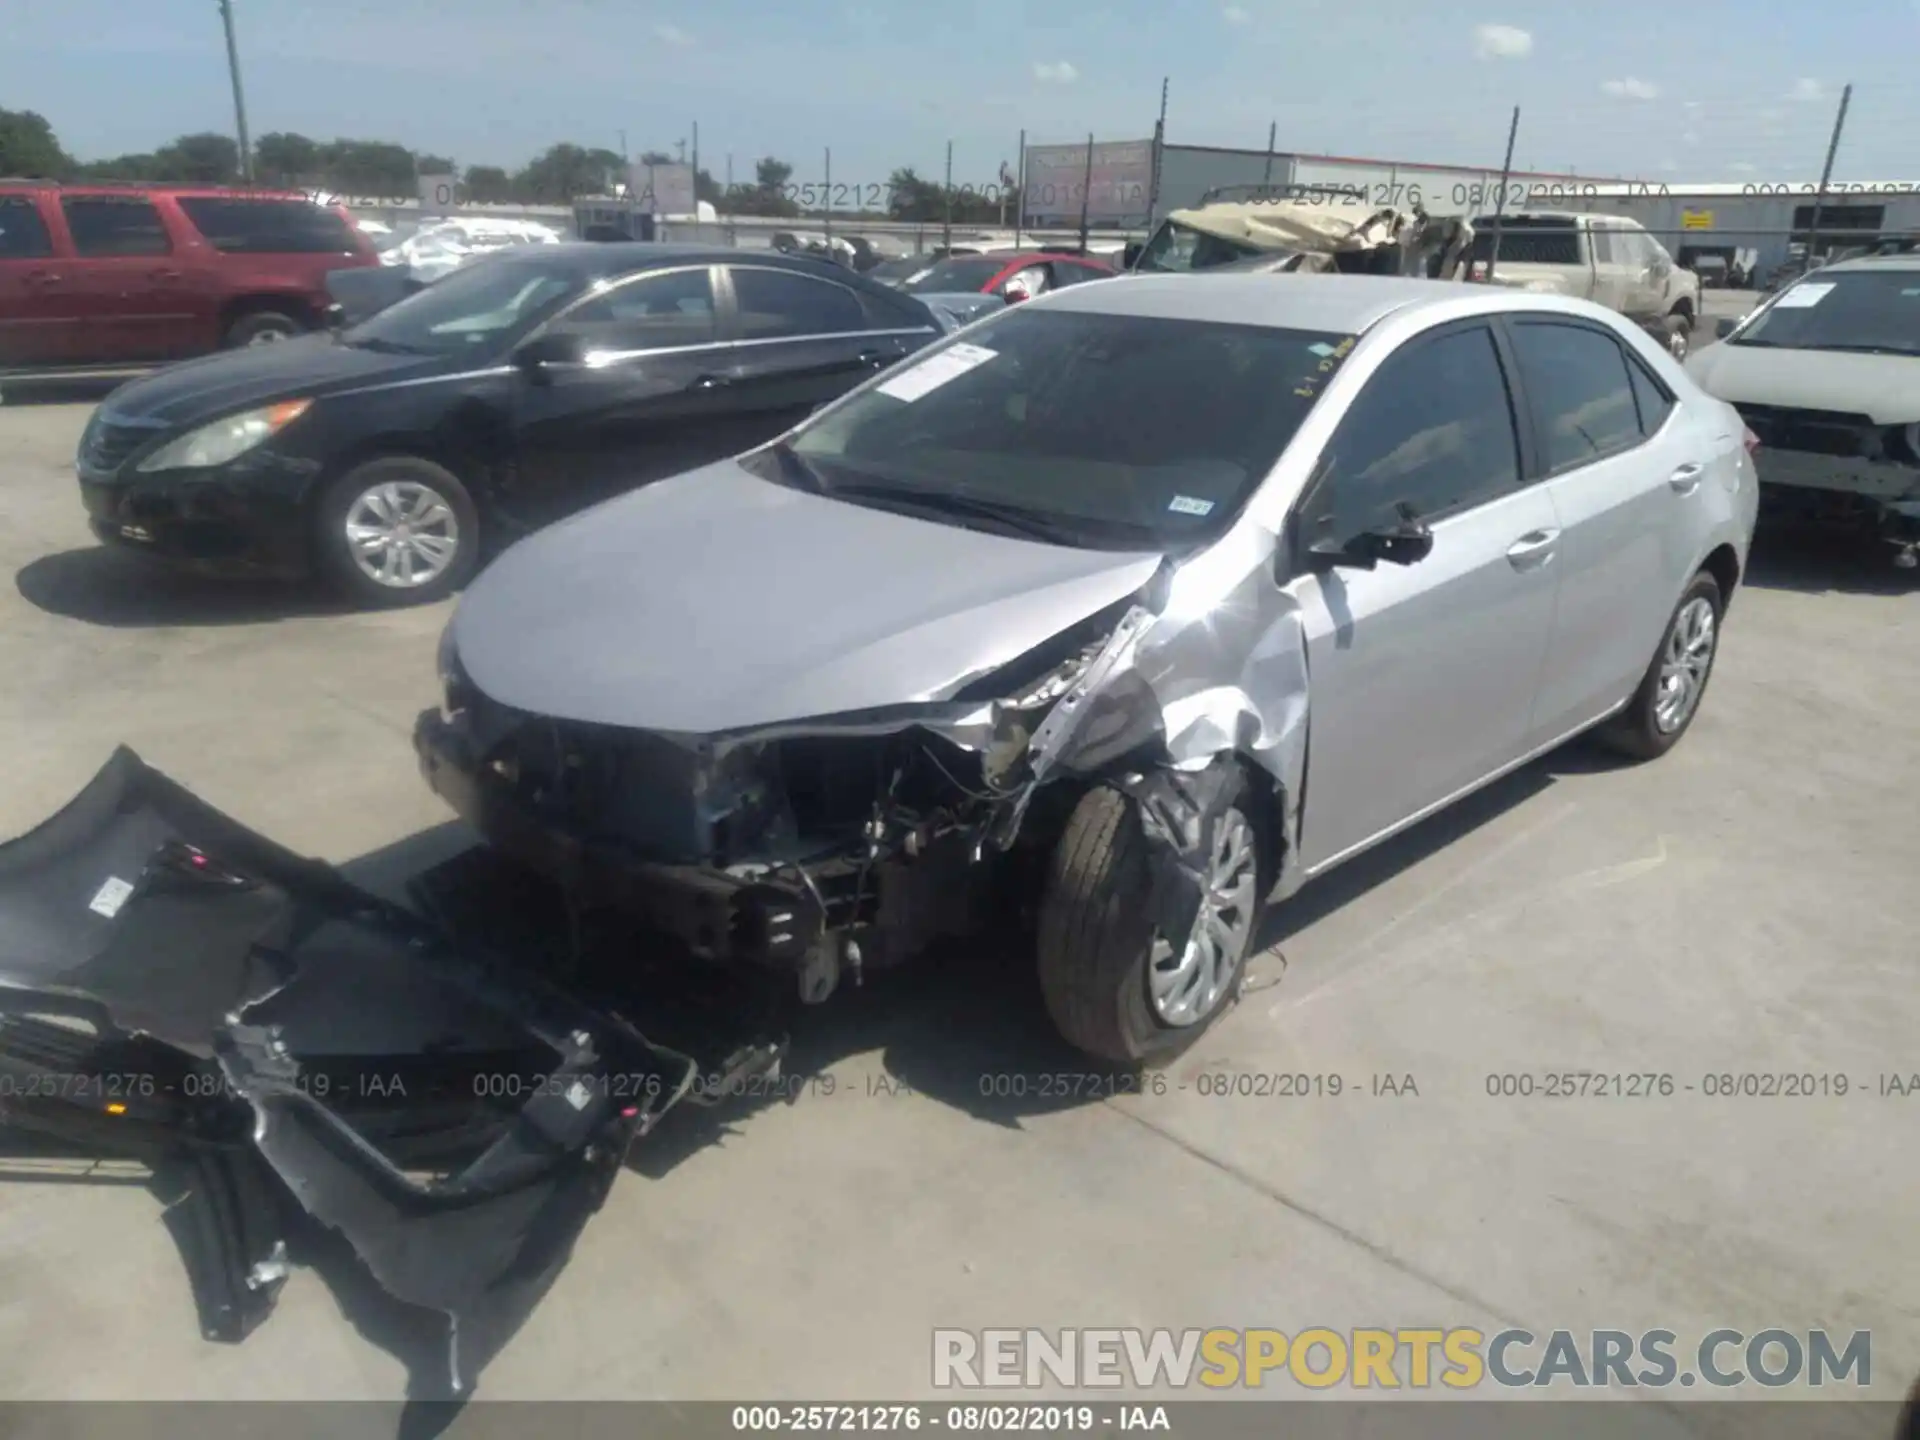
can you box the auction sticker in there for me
[877,342,997,403]
[1772,282,1835,308]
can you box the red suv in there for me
[0,183,379,375]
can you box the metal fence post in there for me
[1484,106,1521,284]
[1261,121,1277,185]
[1804,83,1853,264]
[1077,133,1094,250]
[823,147,833,246]
[1145,76,1169,229]
[943,140,954,255]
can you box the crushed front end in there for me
[1735,402,1920,566]
[416,599,1168,1004]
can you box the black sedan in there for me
[73,245,945,605]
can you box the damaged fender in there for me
[0,747,696,1394]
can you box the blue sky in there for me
[7,0,1920,186]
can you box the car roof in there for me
[491,242,902,287]
[1036,272,1487,333]
[1816,252,1920,275]
[0,181,320,201]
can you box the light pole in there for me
[217,0,255,184]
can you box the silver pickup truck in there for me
[1468,211,1703,359]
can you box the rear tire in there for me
[1663,310,1692,360]
[313,456,480,609]
[1595,570,1724,760]
[224,309,307,348]
[1036,776,1262,1065]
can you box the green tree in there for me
[513,143,616,202]
[153,132,240,183]
[415,153,456,175]
[721,155,797,216]
[0,108,72,178]
[462,165,513,203]
[75,153,159,182]
[321,140,418,197]
[254,131,320,186]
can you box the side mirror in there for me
[1304,514,1434,571]
[1122,242,1144,269]
[513,332,582,376]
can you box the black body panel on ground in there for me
[0,748,701,1394]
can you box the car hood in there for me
[451,458,1166,734]
[101,334,455,428]
[1686,343,1920,425]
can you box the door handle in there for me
[691,373,732,389]
[24,270,61,286]
[148,268,184,281]
[1669,462,1703,494]
[1506,527,1561,571]
[857,349,887,365]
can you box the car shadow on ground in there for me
[1742,519,1919,597]
[16,547,352,628]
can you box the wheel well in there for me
[219,294,318,334]
[1233,755,1290,897]
[1670,296,1696,319]
[1702,543,1741,613]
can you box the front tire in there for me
[1663,310,1693,361]
[1595,570,1724,760]
[1036,778,1262,1065]
[224,309,306,347]
[314,456,480,608]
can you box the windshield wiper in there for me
[829,480,1088,545]
[1796,342,1920,356]
[343,335,428,355]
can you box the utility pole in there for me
[216,0,254,185]
[1804,83,1853,265]
[691,120,700,205]
[1261,120,1277,186]
[1144,76,1169,227]
[1013,129,1026,246]
[943,140,954,255]
[1077,133,1094,251]
[823,147,833,246]
[1484,106,1521,284]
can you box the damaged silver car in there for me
[416,273,1758,1065]
[1126,186,1476,281]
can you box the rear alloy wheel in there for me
[315,457,480,608]
[225,309,305,347]
[1036,776,1262,1065]
[1595,570,1724,760]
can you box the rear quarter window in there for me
[0,196,54,258]
[177,197,357,254]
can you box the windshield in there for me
[869,256,933,284]
[342,255,580,356]
[766,307,1354,550]
[1133,219,1263,273]
[899,256,1010,294]
[1468,222,1582,265]
[1732,269,1920,355]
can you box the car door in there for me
[1505,316,1706,742]
[0,193,77,368]
[58,194,199,362]
[709,263,923,438]
[1286,320,1562,875]
[1585,222,1636,311]
[1613,227,1670,323]
[507,263,740,521]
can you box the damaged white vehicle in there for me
[1126,185,1476,280]
[416,273,1756,1064]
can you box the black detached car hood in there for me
[105,333,459,427]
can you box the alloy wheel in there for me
[1653,596,1717,733]
[343,480,462,589]
[1148,810,1258,1027]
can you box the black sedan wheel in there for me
[315,457,480,607]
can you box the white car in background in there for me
[384,218,564,282]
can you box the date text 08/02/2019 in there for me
[731,1405,1157,1432]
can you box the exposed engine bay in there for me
[417,595,1185,1004]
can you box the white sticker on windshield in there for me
[88,876,135,919]
[1772,282,1835,308]
[1167,495,1215,516]
[876,341,998,403]
[1307,343,1337,357]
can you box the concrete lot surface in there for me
[0,386,1914,1429]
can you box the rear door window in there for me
[1508,320,1645,471]
[550,266,717,349]
[0,196,55,258]
[177,197,357,254]
[61,196,172,256]
[729,267,867,340]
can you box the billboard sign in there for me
[1022,140,1154,224]
[629,161,696,217]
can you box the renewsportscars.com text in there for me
[932,1327,1871,1391]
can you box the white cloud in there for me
[654,22,693,46]
[1787,77,1826,102]
[1222,4,1252,21]
[1682,130,1700,147]
[1033,60,1079,83]
[1658,158,1679,172]
[1601,77,1659,100]
[1473,23,1533,59]
[1730,162,1757,173]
